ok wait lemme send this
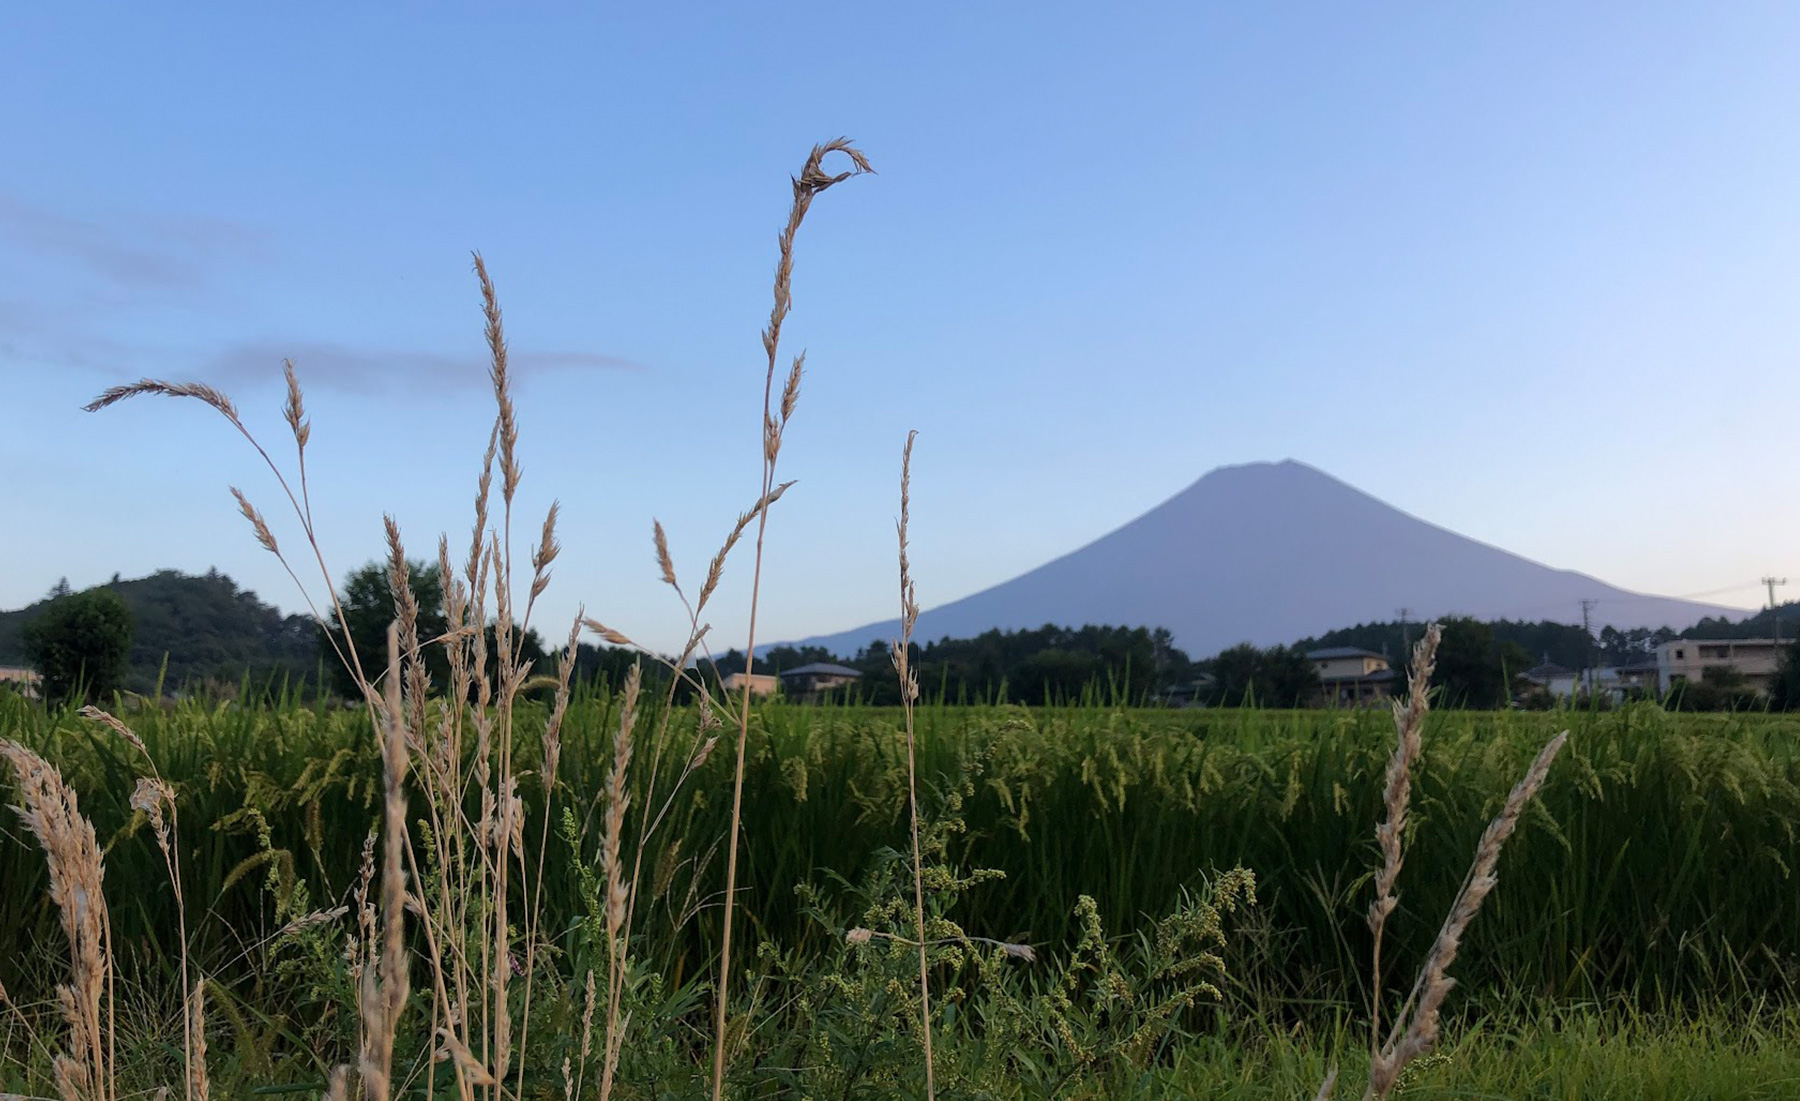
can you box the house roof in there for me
[1318,667,1397,685]
[1522,661,1574,680]
[777,662,863,679]
[1306,647,1386,661]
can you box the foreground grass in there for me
[7,1002,1797,1098]
[1161,1009,1800,1100]
[4,694,1796,1018]
[3,692,1798,1096]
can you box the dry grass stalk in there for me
[85,372,380,700]
[893,430,936,1099]
[185,982,209,1101]
[1362,729,1568,1099]
[1312,1064,1339,1101]
[1306,624,1567,1101]
[597,664,641,1101]
[516,612,582,1057]
[95,697,199,1101]
[83,277,556,1101]
[1365,624,1439,1065]
[384,518,431,746]
[0,740,113,1101]
[712,136,872,1101]
[357,626,412,1101]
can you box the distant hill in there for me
[0,569,320,694]
[793,459,1745,660]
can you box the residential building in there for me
[1519,656,1578,699]
[1305,647,1395,706]
[1520,662,1640,705]
[721,671,780,698]
[1656,638,1784,695]
[777,662,862,697]
[0,666,41,700]
[1616,657,1661,694]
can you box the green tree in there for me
[1667,665,1763,712]
[319,561,449,697]
[22,589,135,705]
[1206,642,1318,707]
[1431,617,1513,708]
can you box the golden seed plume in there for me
[282,360,310,450]
[83,378,242,427]
[653,521,679,589]
[231,486,279,556]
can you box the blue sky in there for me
[3,3,1795,655]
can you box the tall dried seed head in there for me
[231,486,280,556]
[283,359,310,449]
[83,378,243,430]
[653,520,679,589]
[533,501,561,573]
[473,252,521,503]
[1,740,111,1099]
[779,352,804,424]
[79,705,146,758]
[582,618,634,647]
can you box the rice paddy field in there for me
[4,692,1798,1097]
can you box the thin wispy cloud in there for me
[204,340,643,394]
[0,192,268,292]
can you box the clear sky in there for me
[3,3,1795,655]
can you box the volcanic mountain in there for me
[794,459,1741,659]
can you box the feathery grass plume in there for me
[282,359,309,448]
[357,626,411,1101]
[83,378,241,424]
[653,521,678,590]
[712,137,872,1101]
[893,430,935,1099]
[1360,729,1570,1101]
[1366,624,1439,1063]
[76,706,144,759]
[383,517,431,747]
[125,771,192,1101]
[473,252,521,506]
[231,487,280,557]
[281,359,316,531]
[525,501,561,615]
[0,740,112,1101]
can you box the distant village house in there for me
[0,666,41,700]
[721,671,780,698]
[777,662,862,698]
[1656,638,1784,696]
[1305,647,1395,706]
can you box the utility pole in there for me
[1763,576,1787,646]
[1579,599,1598,697]
[1396,607,1414,655]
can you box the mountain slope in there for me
[0,569,319,693]
[795,459,1742,659]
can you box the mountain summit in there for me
[795,459,1739,658]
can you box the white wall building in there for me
[1656,638,1784,695]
